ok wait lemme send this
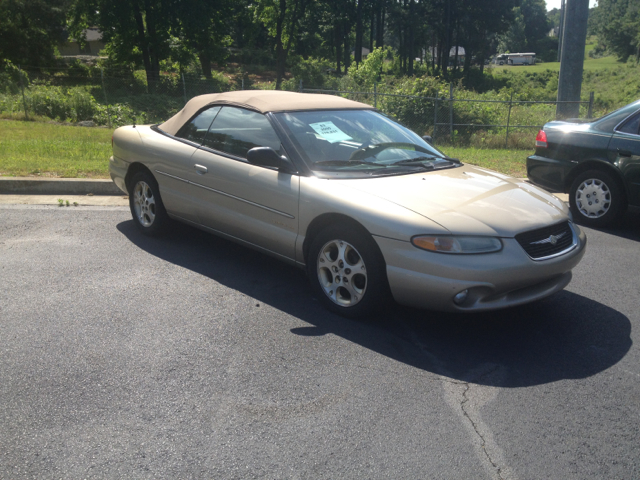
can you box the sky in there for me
[545,0,598,11]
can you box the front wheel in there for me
[569,170,625,228]
[129,171,170,235]
[308,224,391,319]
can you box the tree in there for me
[498,7,527,53]
[0,0,68,67]
[256,0,307,89]
[170,0,232,79]
[70,0,172,89]
[520,0,550,52]
[594,0,640,62]
[547,7,562,29]
[498,0,549,54]
[458,0,517,73]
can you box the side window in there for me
[617,112,640,135]
[203,106,281,158]
[175,106,221,144]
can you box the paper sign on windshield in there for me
[309,121,353,144]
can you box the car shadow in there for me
[117,220,632,389]
[576,210,640,242]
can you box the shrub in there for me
[288,55,334,89]
[67,59,93,79]
[26,85,97,122]
[0,59,24,95]
[347,47,393,89]
[93,103,146,127]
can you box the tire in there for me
[307,224,391,319]
[128,170,170,235]
[569,169,625,228]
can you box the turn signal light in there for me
[535,130,548,148]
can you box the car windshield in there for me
[274,109,459,178]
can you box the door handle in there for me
[194,164,208,174]
[617,148,632,157]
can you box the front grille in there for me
[515,221,575,260]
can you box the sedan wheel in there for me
[133,180,156,227]
[308,224,390,318]
[317,239,368,307]
[129,171,169,235]
[569,170,625,228]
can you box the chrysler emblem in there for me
[530,232,566,246]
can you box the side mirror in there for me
[247,147,295,173]
[422,135,433,144]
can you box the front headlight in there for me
[411,235,503,254]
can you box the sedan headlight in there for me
[411,235,502,254]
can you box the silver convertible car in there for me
[109,90,586,318]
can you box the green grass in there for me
[441,146,530,178]
[0,119,530,179]
[492,55,624,73]
[491,40,626,74]
[0,120,113,178]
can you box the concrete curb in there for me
[0,177,123,196]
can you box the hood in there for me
[336,165,568,237]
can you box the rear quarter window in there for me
[615,111,640,135]
[176,106,221,144]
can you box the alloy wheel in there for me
[133,181,156,227]
[316,239,367,307]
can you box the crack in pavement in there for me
[396,319,516,480]
[459,369,507,480]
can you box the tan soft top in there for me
[158,90,374,135]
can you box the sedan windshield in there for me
[274,109,459,177]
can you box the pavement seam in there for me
[459,368,506,480]
[395,319,512,480]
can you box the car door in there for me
[188,106,300,261]
[608,111,640,207]
[152,106,221,223]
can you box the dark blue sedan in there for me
[527,99,640,227]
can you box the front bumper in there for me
[526,154,575,193]
[374,226,586,312]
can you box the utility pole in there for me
[556,0,590,119]
[557,0,565,62]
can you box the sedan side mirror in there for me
[247,147,295,173]
[422,135,433,144]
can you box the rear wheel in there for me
[569,170,625,228]
[129,171,169,235]
[308,224,390,319]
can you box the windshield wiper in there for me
[391,155,461,170]
[313,160,384,168]
[392,155,438,165]
[393,155,460,165]
[391,157,438,170]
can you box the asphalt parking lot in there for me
[0,205,638,479]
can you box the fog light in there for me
[453,289,469,305]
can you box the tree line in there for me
[1,0,636,91]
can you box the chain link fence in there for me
[302,83,595,149]
[2,65,594,149]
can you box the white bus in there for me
[495,53,536,65]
